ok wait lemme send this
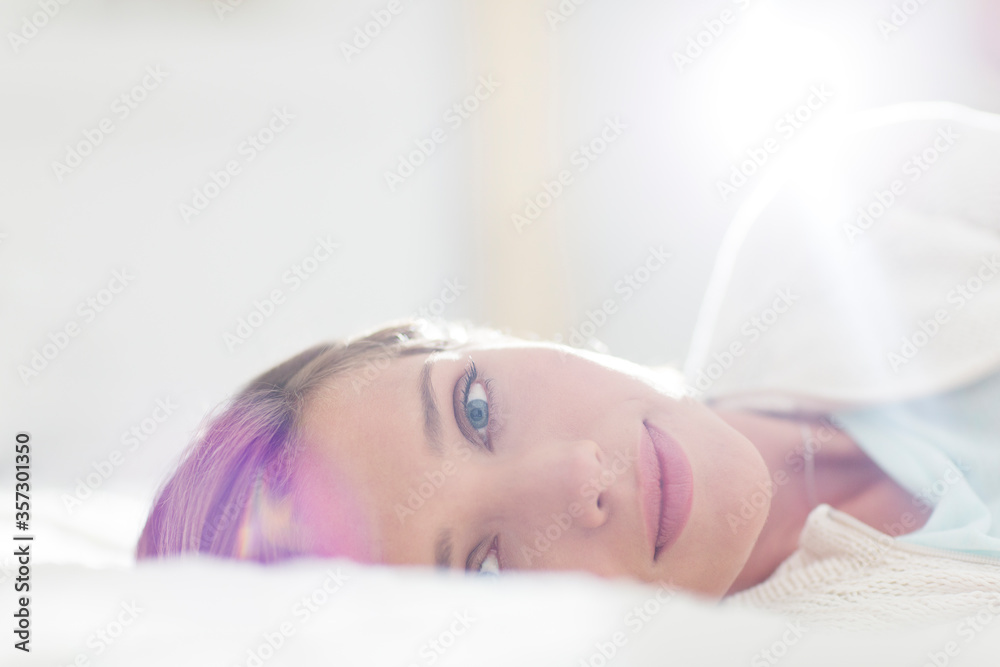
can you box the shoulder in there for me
[723,505,1000,630]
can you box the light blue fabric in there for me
[833,370,1000,557]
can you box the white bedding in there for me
[16,559,1000,667]
[7,492,1000,667]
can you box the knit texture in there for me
[723,504,1000,630]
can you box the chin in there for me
[654,403,772,598]
[708,431,772,596]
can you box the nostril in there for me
[596,494,605,511]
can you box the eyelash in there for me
[460,360,498,452]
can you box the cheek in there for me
[291,455,377,563]
[511,375,607,438]
[675,403,768,501]
[653,401,769,557]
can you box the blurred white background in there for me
[1,0,998,556]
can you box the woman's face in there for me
[293,339,771,598]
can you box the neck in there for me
[713,409,923,595]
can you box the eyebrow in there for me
[423,352,459,569]
[420,354,443,456]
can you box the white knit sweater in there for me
[723,505,1000,630]
[689,105,1000,630]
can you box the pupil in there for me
[467,399,488,429]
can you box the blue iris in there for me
[466,399,489,430]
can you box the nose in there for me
[496,438,610,530]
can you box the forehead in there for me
[307,350,429,446]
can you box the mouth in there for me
[638,420,693,561]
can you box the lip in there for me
[638,421,693,560]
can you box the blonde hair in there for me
[136,319,484,562]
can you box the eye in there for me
[477,537,501,576]
[465,383,489,432]
[457,359,497,451]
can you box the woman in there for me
[138,105,1000,627]
[134,318,845,595]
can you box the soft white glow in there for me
[704,8,854,154]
